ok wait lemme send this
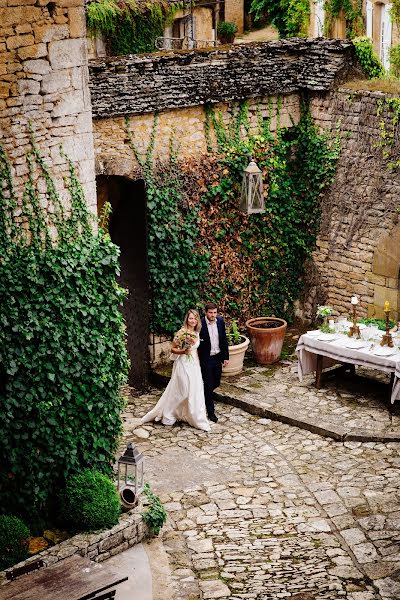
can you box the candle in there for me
[384,300,390,312]
[328,319,335,329]
[351,295,359,305]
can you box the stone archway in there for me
[370,225,400,320]
[97,175,149,389]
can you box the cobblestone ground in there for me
[122,388,400,600]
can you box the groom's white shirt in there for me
[206,317,220,356]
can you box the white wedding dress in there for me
[141,336,211,432]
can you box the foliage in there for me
[217,21,238,43]
[390,44,400,78]
[391,0,400,32]
[0,516,30,570]
[376,96,400,170]
[249,0,310,37]
[60,470,121,531]
[359,317,395,331]
[197,100,340,324]
[353,37,385,79]
[324,0,363,39]
[316,305,334,318]
[0,138,129,521]
[318,323,335,333]
[86,0,180,55]
[226,320,242,346]
[125,116,210,335]
[142,483,167,535]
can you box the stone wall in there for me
[89,39,359,119]
[0,499,148,584]
[304,89,400,321]
[0,0,96,214]
[93,94,301,177]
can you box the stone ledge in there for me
[0,498,149,585]
[89,38,360,119]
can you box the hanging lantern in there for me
[117,442,144,509]
[240,159,264,214]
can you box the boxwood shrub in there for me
[0,515,30,570]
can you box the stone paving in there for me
[122,378,400,600]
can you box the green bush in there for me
[217,21,238,43]
[353,37,385,79]
[390,44,400,78]
[249,0,310,37]
[0,516,30,570]
[61,470,120,531]
[0,140,129,521]
[142,483,167,536]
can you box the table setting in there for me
[296,296,400,404]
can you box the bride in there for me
[141,309,211,432]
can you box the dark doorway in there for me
[97,175,149,390]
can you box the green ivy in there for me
[249,0,310,37]
[86,0,181,55]
[324,0,363,39]
[0,138,129,521]
[353,37,385,79]
[376,96,400,170]
[125,116,210,335]
[201,101,340,322]
[142,483,167,535]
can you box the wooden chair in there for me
[6,558,44,581]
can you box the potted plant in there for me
[245,316,287,365]
[217,21,238,44]
[222,320,250,376]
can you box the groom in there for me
[198,302,229,422]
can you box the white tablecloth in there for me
[296,332,400,404]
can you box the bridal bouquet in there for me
[174,330,197,360]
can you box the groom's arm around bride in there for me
[198,302,229,423]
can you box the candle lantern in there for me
[117,443,144,509]
[380,301,394,347]
[240,159,265,214]
[348,295,361,338]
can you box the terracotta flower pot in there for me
[222,335,250,376]
[245,317,287,365]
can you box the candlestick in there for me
[380,305,394,347]
[348,302,360,338]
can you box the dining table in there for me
[0,554,128,600]
[296,329,400,405]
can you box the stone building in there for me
[309,0,400,70]
[3,0,400,385]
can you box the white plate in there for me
[317,333,340,342]
[306,330,321,337]
[372,346,399,357]
[345,339,368,350]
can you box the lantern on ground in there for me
[240,159,264,214]
[117,443,144,509]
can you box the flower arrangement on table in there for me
[316,305,334,333]
[174,330,197,360]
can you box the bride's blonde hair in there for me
[182,309,201,333]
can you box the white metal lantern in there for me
[117,443,144,508]
[240,159,264,214]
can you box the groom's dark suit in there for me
[198,316,229,419]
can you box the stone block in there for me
[0,81,10,97]
[68,6,86,38]
[49,38,86,69]
[34,24,69,43]
[18,78,40,95]
[6,34,34,50]
[373,286,398,315]
[52,89,85,117]
[23,59,51,75]
[98,532,124,553]
[41,70,70,94]
[372,226,400,277]
[18,43,47,60]
[0,7,42,27]
[15,24,33,35]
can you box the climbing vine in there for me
[353,36,385,79]
[249,0,310,37]
[324,0,363,38]
[86,0,182,55]
[126,100,340,330]
[376,96,400,170]
[0,134,128,521]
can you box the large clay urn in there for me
[222,335,250,376]
[245,317,287,365]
